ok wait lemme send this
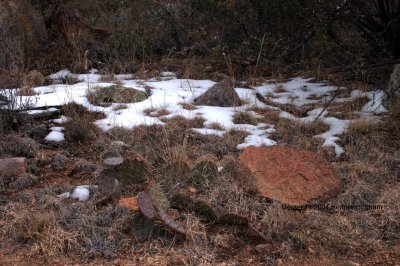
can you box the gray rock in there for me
[194,78,242,107]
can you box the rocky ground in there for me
[0,71,399,265]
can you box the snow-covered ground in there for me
[14,69,387,157]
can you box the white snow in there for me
[57,192,71,200]
[71,186,91,202]
[57,185,97,202]
[52,115,70,124]
[161,71,177,78]
[44,130,65,142]
[11,69,388,157]
[50,126,64,132]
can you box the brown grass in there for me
[207,122,225,130]
[271,119,329,152]
[180,102,196,110]
[328,96,369,119]
[62,102,104,142]
[16,85,36,96]
[233,111,258,125]
[144,108,171,117]
[273,84,287,93]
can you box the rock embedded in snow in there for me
[194,78,242,107]
[239,146,341,206]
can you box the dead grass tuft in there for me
[273,84,287,93]
[0,135,38,158]
[16,85,36,96]
[144,108,171,117]
[187,129,248,159]
[272,119,329,152]
[180,102,196,110]
[207,122,225,130]
[233,111,258,125]
[328,96,370,119]
[62,102,104,142]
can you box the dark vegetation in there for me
[0,0,399,84]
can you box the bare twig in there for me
[313,81,344,123]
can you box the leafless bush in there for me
[0,88,37,133]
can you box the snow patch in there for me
[45,131,65,142]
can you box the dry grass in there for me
[233,111,258,125]
[306,94,324,100]
[271,119,329,152]
[144,108,170,117]
[273,84,287,93]
[180,102,196,110]
[207,122,225,130]
[62,102,105,142]
[16,85,36,96]
[1,74,399,264]
[99,74,116,82]
[0,135,38,158]
[328,96,369,119]
[0,203,78,257]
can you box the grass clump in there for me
[272,119,329,152]
[0,136,38,158]
[233,111,258,125]
[62,102,104,143]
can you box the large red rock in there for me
[239,146,341,206]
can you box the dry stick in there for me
[248,223,269,242]
[313,81,344,123]
[252,33,266,79]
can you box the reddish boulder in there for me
[239,146,341,206]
